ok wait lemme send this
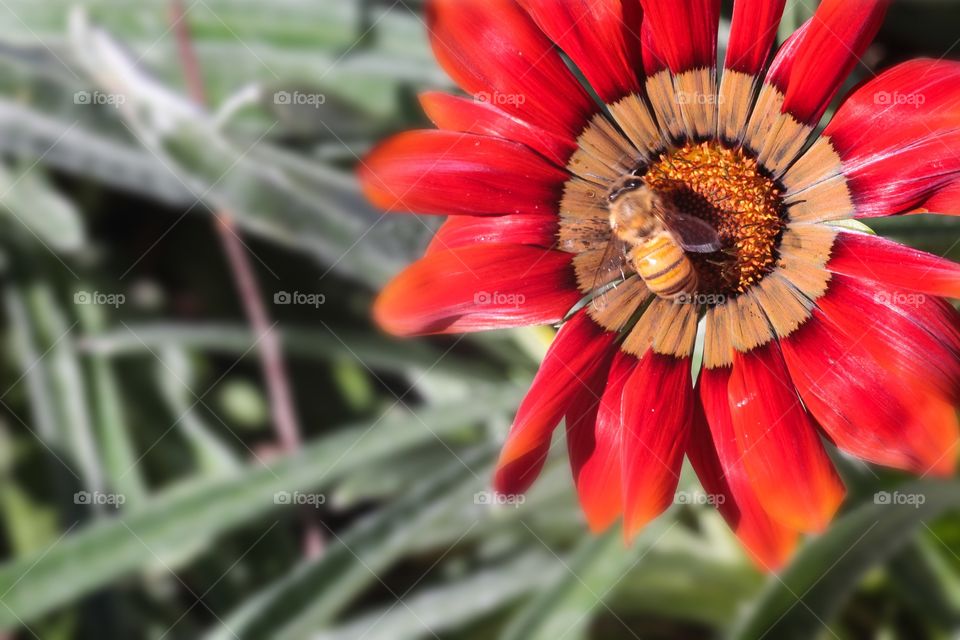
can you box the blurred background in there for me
[0,1,958,638]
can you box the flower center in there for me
[639,141,784,297]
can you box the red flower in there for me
[359,0,960,570]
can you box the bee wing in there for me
[588,236,630,313]
[661,211,722,253]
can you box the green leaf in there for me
[212,447,494,640]
[154,347,241,476]
[0,389,521,631]
[331,445,457,507]
[311,551,562,640]
[501,520,678,640]
[0,484,59,556]
[0,161,85,252]
[501,528,622,640]
[76,302,149,508]
[394,458,585,556]
[828,219,876,235]
[0,99,193,207]
[0,15,438,284]
[80,323,502,382]
[0,0,442,116]
[610,548,764,629]
[5,282,105,495]
[729,479,960,640]
[888,537,960,628]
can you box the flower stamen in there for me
[642,141,785,296]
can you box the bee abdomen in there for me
[632,233,697,299]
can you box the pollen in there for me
[643,141,785,296]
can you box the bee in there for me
[591,174,722,308]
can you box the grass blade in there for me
[0,389,521,630]
[729,479,960,640]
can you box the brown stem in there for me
[168,0,322,558]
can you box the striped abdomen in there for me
[630,231,697,300]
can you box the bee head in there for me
[607,176,646,204]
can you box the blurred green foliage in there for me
[0,1,955,639]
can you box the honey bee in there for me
[592,174,722,307]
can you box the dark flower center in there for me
[639,141,785,297]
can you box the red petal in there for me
[764,20,809,91]
[621,351,693,539]
[846,130,960,219]
[495,312,617,495]
[826,60,960,157]
[518,0,643,103]
[426,0,596,140]
[780,0,888,125]
[910,396,960,477]
[419,92,577,167]
[566,350,637,532]
[821,60,960,217]
[725,0,787,75]
[828,231,960,299]
[638,0,720,72]
[815,274,960,408]
[374,244,580,336]
[641,17,667,76]
[728,343,845,532]
[782,311,958,476]
[426,215,558,255]
[690,368,798,570]
[915,178,960,216]
[360,131,568,216]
